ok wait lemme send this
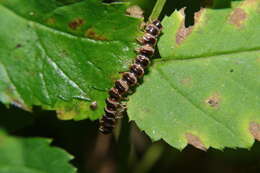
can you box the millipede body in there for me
[99,20,163,134]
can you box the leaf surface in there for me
[128,0,260,150]
[0,0,142,120]
[0,130,76,173]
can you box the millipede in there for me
[99,19,163,134]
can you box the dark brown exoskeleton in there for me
[137,33,157,46]
[135,54,150,69]
[99,19,162,134]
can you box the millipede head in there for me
[152,20,163,30]
[108,87,121,101]
[130,64,145,78]
[115,79,129,95]
[145,24,160,37]
[135,54,150,68]
[122,72,138,87]
[137,33,157,46]
[137,45,155,57]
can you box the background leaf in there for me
[128,0,260,150]
[0,0,142,120]
[0,130,76,173]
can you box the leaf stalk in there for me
[149,0,167,20]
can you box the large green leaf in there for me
[0,0,142,120]
[128,0,260,150]
[0,130,76,173]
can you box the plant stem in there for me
[149,0,167,20]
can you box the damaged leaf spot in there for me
[46,18,56,25]
[85,28,107,40]
[205,93,220,108]
[176,24,193,45]
[249,122,260,141]
[229,8,247,28]
[15,44,22,48]
[68,18,85,30]
[185,133,207,151]
[180,77,193,87]
[126,5,144,18]
[176,9,204,45]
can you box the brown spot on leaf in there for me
[186,133,207,151]
[59,50,69,58]
[69,18,85,30]
[205,93,220,108]
[15,44,22,48]
[181,78,193,87]
[176,23,193,45]
[229,8,247,28]
[176,8,204,45]
[85,28,107,41]
[249,122,260,141]
[245,0,257,5]
[126,5,144,18]
[257,57,260,63]
[46,18,56,25]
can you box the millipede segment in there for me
[99,20,163,134]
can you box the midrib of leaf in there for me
[0,4,121,43]
[35,38,89,97]
[158,48,260,62]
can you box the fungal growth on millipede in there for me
[99,20,163,134]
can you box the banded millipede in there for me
[99,20,163,134]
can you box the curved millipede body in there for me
[99,19,163,134]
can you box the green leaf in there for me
[128,0,260,150]
[0,130,76,173]
[0,0,142,120]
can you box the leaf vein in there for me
[36,36,89,98]
[156,67,242,141]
